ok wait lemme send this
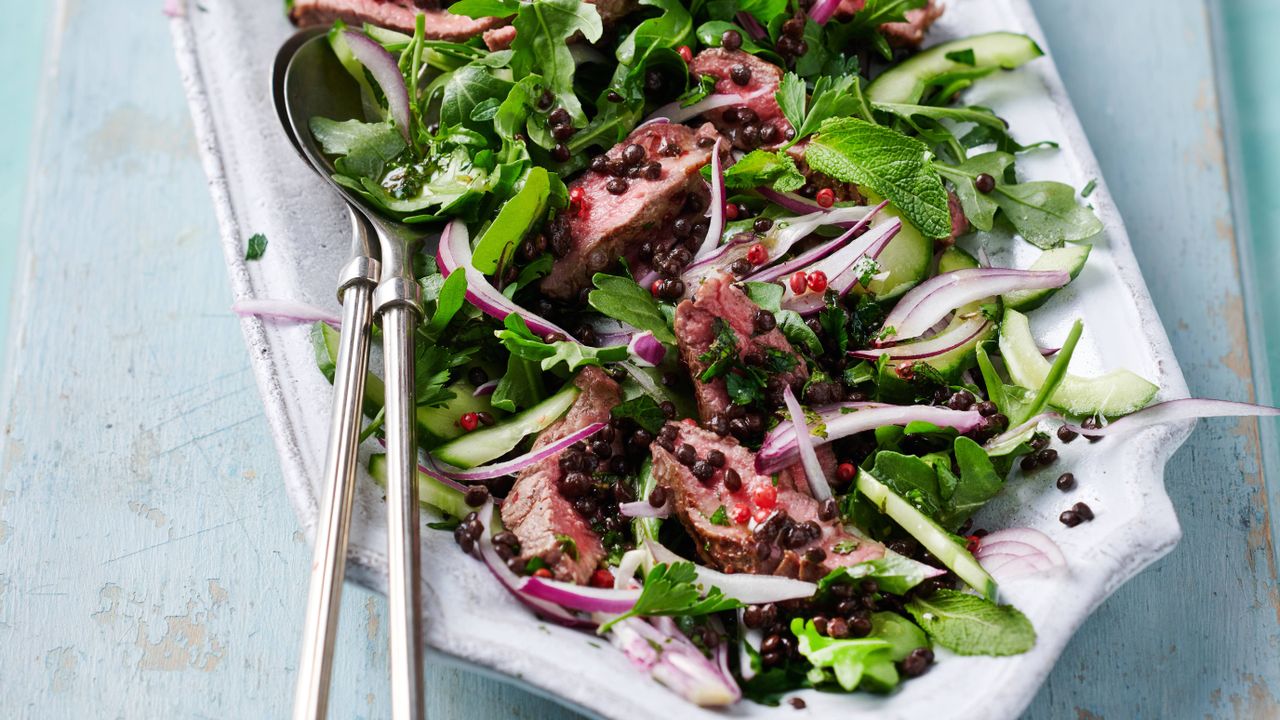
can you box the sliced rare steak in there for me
[500,367,620,584]
[290,0,638,41]
[834,0,944,48]
[688,49,792,150]
[674,273,808,422]
[652,423,883,582]
[541,123,727,301]
[288,0,504,39]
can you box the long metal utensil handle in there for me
[292,254,379,720]
[377,274,424,720]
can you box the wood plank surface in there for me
[0,1,1274,718]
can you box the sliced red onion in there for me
[163,0,185,17]
[757,403,984,474]
[850,314,992,362]
[783,386,832,501]
[472,379,499,396]
[685,205,874,288]
[232,298,341,328]
[780,218,903,315]
[985,398,1280,451]
[644,539,818,604]
[877,269,1070,345]
[645,92,760,125]
[974,527,1065,580]
[628,331,667,367]
[747,201,888,283]
[692,139,727,262]
[607,617,741,706]
[619,500,671,518]
[433,422,605,482]
[614,549,648,590]
[522,577,641,614]
[635,116,671,129]
[438,220,576,341]
[475,498,587,627]
[342,30,411,142]
[1059,398,1280,438]
[808,0,842,24]
[736,11,767,40]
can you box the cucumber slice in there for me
[369,453,470,520]
[857,470,997,600]
[315,323,501,448]
[1003,245,1091,311]
[999,308,1157,417]
[936,245,980,274]
[867,32,1045,105]
[861,199,932,299]
[432,382,580,468]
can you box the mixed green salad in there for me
[244,0,1280,709]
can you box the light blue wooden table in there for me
[1,1,1276,717]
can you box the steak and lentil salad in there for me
[261,0,1280,708]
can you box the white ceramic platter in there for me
[171,1,1193,717]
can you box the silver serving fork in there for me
[273,28,425,720]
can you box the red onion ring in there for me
[342,30,412,142]
[850,314,992,362]
[432,422,605,482]
[780,218,902,315]
[877,268,1069,345]
[627,331,667,367]
[783,386,833,501]
[232,298,341,328]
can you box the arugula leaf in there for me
[510,0,603,125]
[447,0,518,17]
[937,152,1102,247]
[611,395,666,434]
[805,118,951,239]
[695,21,768,55]
[441,63,514,134]
[905,589,1035,656]
[722,150,805,192]
[790,618,896,692]
[588,273,677,344]
[496,314,628,371]
[491,354,545,412]
[245,233,268,261]
[817,552,934,595]
[424,269,467,335]
[471,167,551,273]
[870,451,943,518]
[616,0,692,66]
[939,437,1003,529]
[597,562,742,633]
[310,117,406,180]
[706,0,787,25]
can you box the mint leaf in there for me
[611,395,666,434]
[588,273,677,344]
[805,118,951,238]
[905,589,1035,656]
[597,562,742,633]
[723,150,805,192]
[244,233,268,261]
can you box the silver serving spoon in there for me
[273,28,425,720]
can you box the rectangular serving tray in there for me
[170,1,1194,717]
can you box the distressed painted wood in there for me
[0,1,1273,719]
